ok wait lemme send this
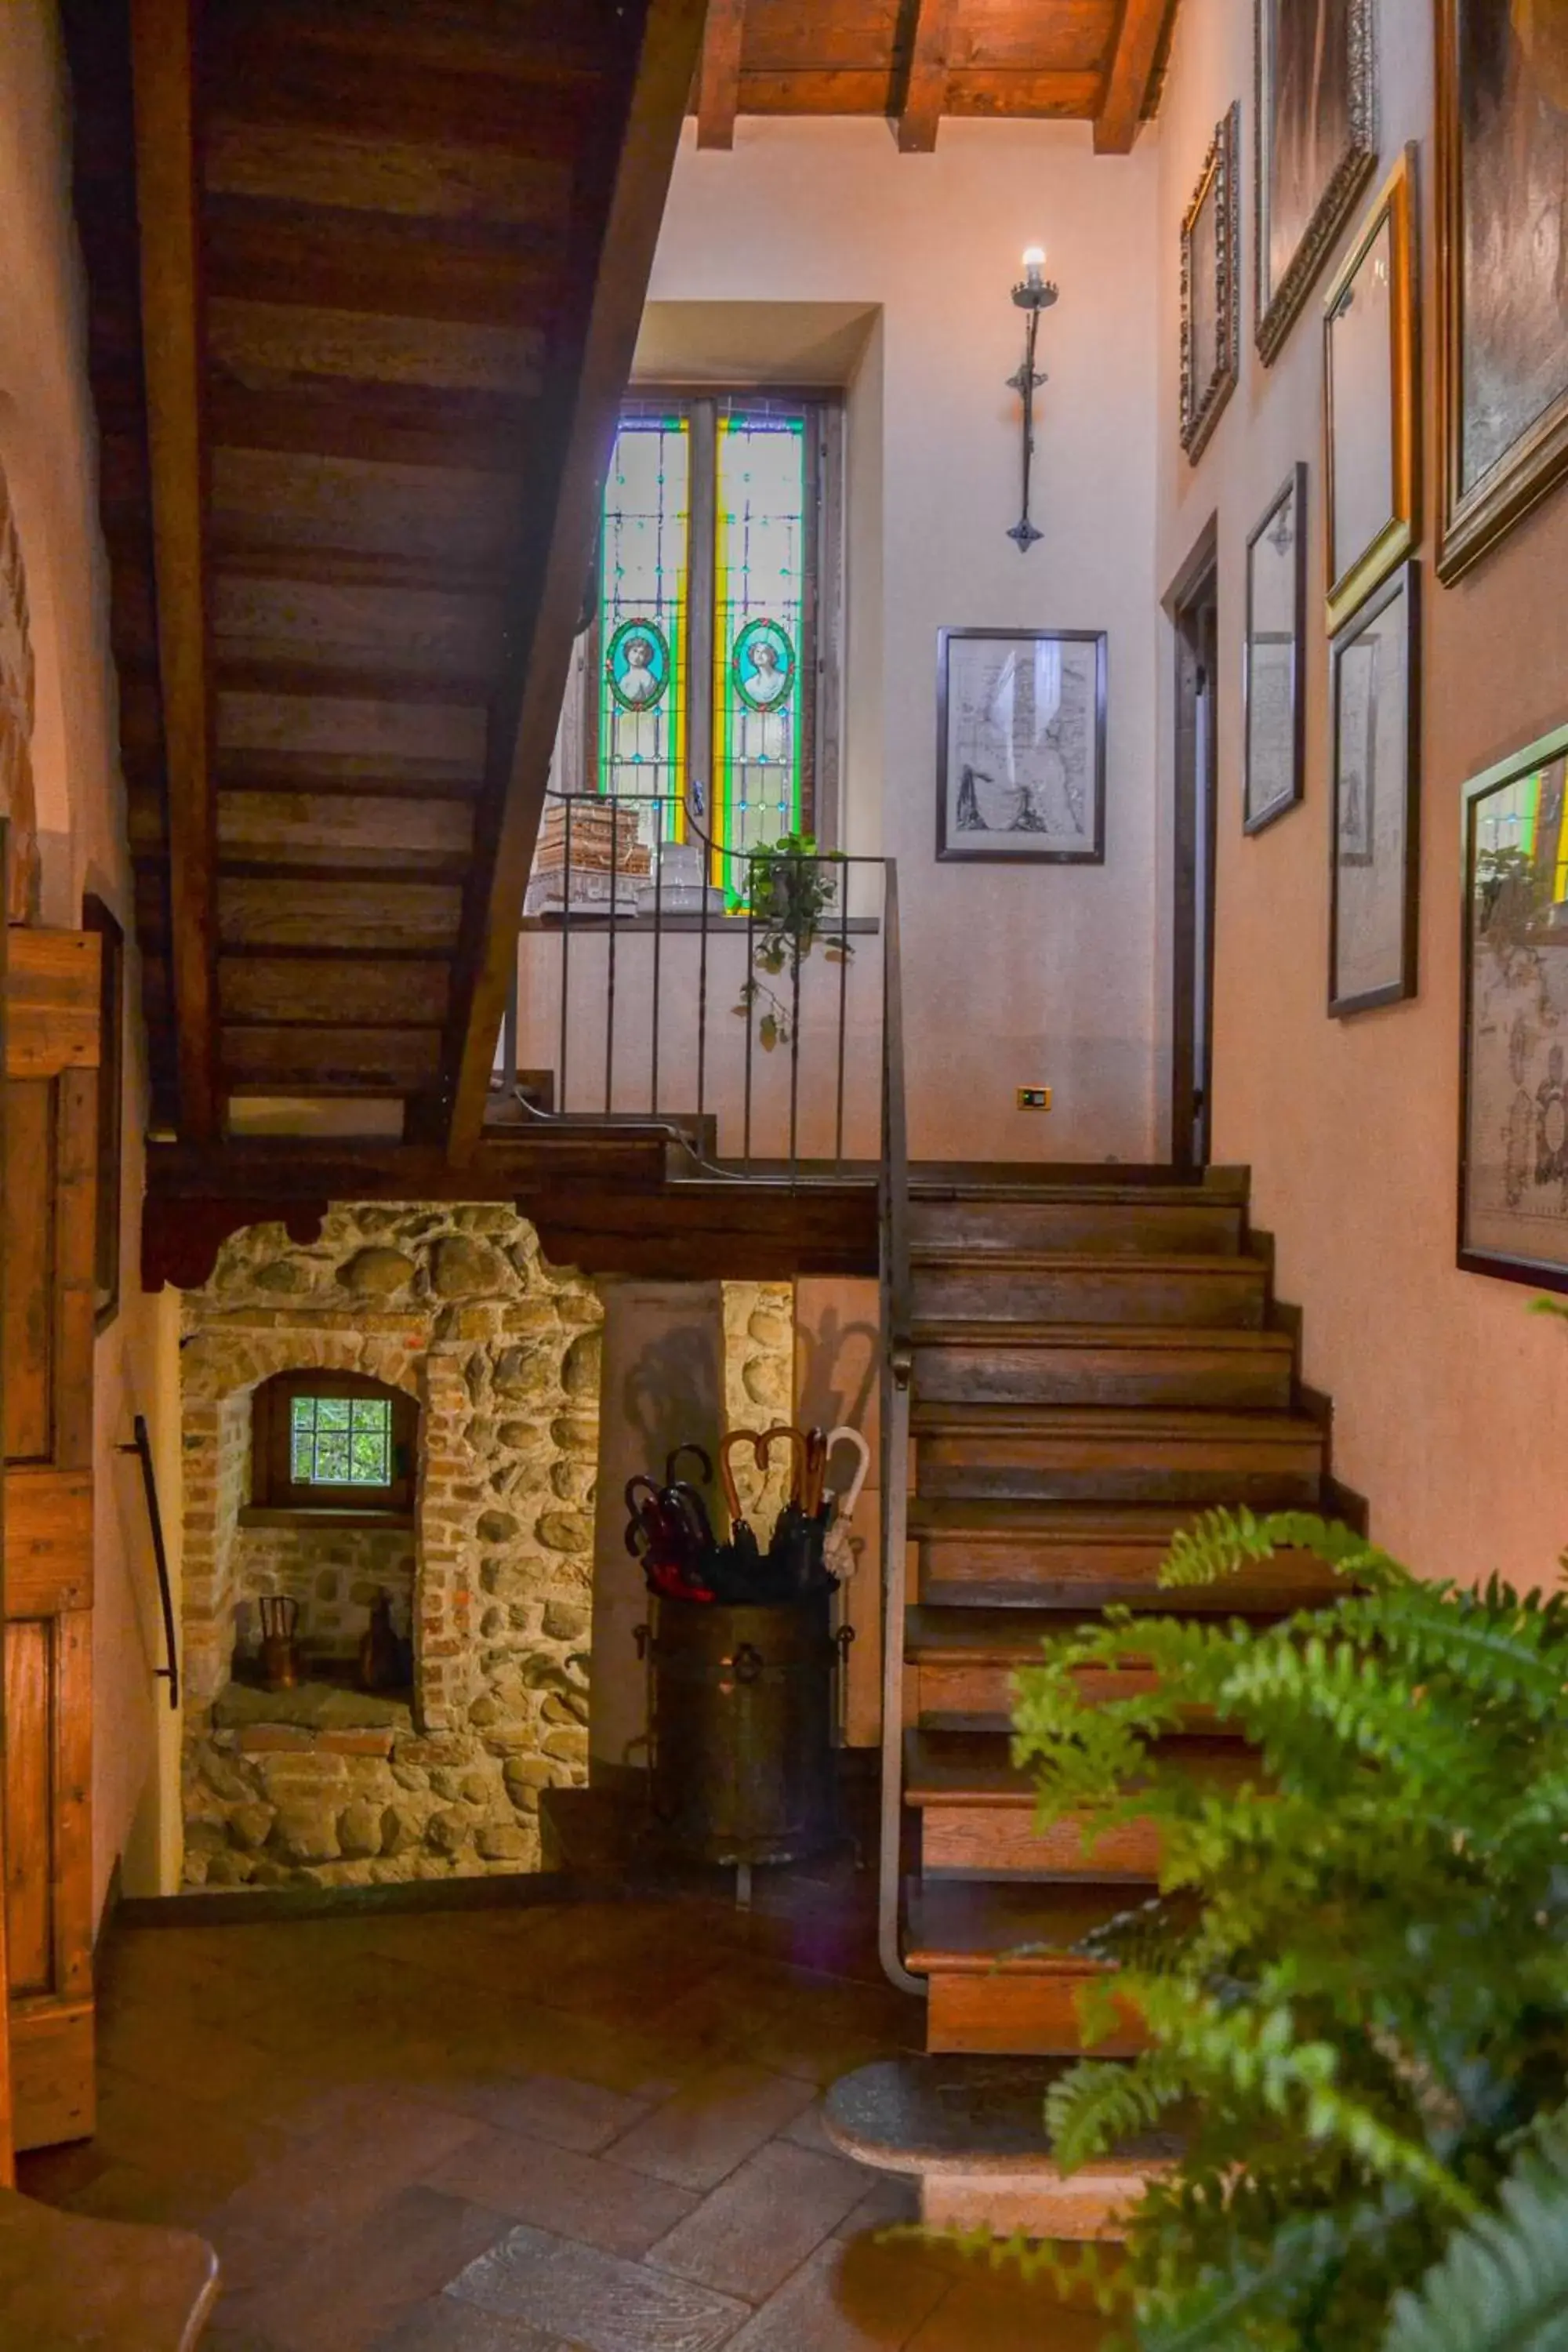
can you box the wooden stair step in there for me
[909,1171,1247,1259]
[912,1323,1294,1410]
[823,2055,1176,2241]
[908,1879,1155,2056]
[912,1497,1341,1610]
[913,1403,1326,1505]
[905,1725,1258,1878]
[905,1604,1244,1728]
[911,1248,1268,1327]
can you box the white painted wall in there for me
[646,119,1163,1163]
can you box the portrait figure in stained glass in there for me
[732,618,795,713]
[606,616,671,713]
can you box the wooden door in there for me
[5,929,99,2151]
[0,905,13,2184]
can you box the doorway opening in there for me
[1167,519,1219,1173]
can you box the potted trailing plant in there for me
[734,832,849,1050]
[1005,1505,1568,2350]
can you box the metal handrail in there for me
[876,863,920,1994]
[120,1414,180,1710]
[508,782,889,1183]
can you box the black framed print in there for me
[1459,720,1568,1292]
[1254,0,1377,362]
[1243,464,1308,834]
[1328,561,1421,1017]
[936,629,1106,866]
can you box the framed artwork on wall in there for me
[1181,103,1242,464]
[1323,146,1421,633]
[1459,720,1568,1293]
[1328,561,1420,1017]
[1436,1,1568,582]
[935,628,1106,866]
[1243,464,1308,834]
[1254,0,1378,362]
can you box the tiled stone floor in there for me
[18,1870,1106,2350]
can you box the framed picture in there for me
[82,893,124,1333]
[1437,1,1568,582]
[936,628,1106,866]
[1181,103,1242,463]
[1459,720,1568,1291]
[1254,0,1378,363]
[1243,464,1308,834]
[1323,146,1420,633]
[1328,561,1420,1017]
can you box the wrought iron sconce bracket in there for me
[1007,270,1058,551]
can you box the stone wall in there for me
[178,1204,602,1889]
[722,1280,795,1521]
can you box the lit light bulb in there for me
[1022,245,1047,287]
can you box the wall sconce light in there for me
[1007,245,1058,551]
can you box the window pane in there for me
[315,1397,350,1431]
[290,1396,315,1483]
[314,1432,351,1483]
[348,1400,391,1484]
[287,1393,394,1488]
[713,412,807,884]
[599,414,690,836]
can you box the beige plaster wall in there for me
[649,119,1164,1164]
[0,3,179,1914]
[1156,0,1568,1585]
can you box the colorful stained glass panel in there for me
[714,414,806,886]
[598,416,690,830]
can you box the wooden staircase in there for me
[894,1167,1341,2062]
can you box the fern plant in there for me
[1007,1507,1568,2350]
[733,833,849,1048]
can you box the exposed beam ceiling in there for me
[1095,0,1174,153]
[897,0,956,152]
[129,0,219,1144]
[696,0,746,150]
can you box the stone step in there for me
[913,1404,1326,1506]
[905,1725,1258,1878]
[823,2055,1176,2242]
[911,1248,1268,1327]
[906,1879,1155,2057]
[911,1498,1341,1612]
[912,1323,1294,1410]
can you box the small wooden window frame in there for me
[248,1370,417,1523]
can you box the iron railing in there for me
[498,787,887,1180]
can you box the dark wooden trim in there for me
[898,0,955,151]
[1166,517,1219,1173]
[441,0,710,1163]
[81,898,125,1334]
[130,0,219,1145]
[1094,0,1174,154]
[696,0,746,150]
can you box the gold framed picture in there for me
[1254,0,1378,363]
[1322,145,1420,633]
[1180,103,1242,465]
[1436,0,1568,582]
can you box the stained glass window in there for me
[598,413,690,819]
[582,394,834,891]
[289,1393,392,1488]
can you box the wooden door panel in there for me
[4,1081,53,1466]
[4,929,98,2151]
[3,1624,51,1995]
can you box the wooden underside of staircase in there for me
[895,1166,1342,2063]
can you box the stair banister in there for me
[877,860,921,1996]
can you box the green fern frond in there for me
[1159,1506,1410,1595]
[1381,2119,1568,2352]
[1044,2053,1188,2173]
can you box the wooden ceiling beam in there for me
[897,0,956,152]
[695,0,746,150]
[441,0,709,1163]
[1094,0,1174,154]
[130,0,220,1142]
